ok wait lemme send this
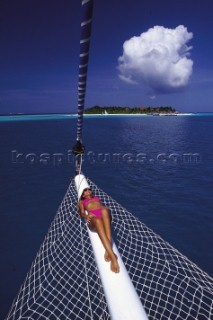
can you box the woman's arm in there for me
[78,201,87,219]
[78,201,95,225]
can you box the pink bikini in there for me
[82,196,102,219]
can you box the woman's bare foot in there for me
[110,255,120,273]
[104,251,118,262]
[104,251,111,262]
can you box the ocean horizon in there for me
[1,112,213,123]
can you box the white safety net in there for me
[6,178,213,319]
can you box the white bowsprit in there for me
[75,174,149,320]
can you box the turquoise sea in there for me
[0,113,213,318]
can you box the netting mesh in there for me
[6,178,213,320]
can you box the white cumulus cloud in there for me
[118,25,193,94]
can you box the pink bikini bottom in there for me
[88,208,102,219]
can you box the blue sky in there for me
[0,0,213,114]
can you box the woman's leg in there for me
[101,207,112,241]
[89,217,119,273]
[101,207,113,261]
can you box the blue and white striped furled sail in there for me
[76,0,93,142]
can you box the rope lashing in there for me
[72,140,85,156]
[72,140,85,175]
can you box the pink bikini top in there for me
[82,196,101,209]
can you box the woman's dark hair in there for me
[80,188,93,200]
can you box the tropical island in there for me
[84,105,177,115]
